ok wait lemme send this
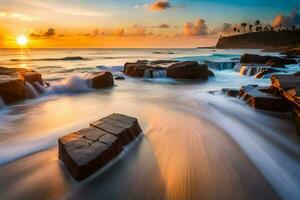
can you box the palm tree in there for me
[255,20,260,32]
[249,24,253,32]
[233,27,237,34]
[241,22,247,32]
[292,25,296,31]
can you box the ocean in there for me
[0,48,300,200]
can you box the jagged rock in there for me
[271,74,300,134]
[114,76,125,80]
[238,85,290,112]
[87,71,114,89]
[59,113,142,181]
[166,61,209,80]
[222,88,240,97]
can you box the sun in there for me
[16,35,28,46]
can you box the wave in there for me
[44,74,91,94]
[96,65,123,72]
[10,56,86,62]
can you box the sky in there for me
[0,0,299,48]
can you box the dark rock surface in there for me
[87,71,114,89]
[222,88,240,97]
[271,74,300,134]
[238,85,290,112]
[0,67,45,104]
[216,32,300,49]
[114,76,125,80]
[240,54,297,67]
[166,61,209,80]
[59,113,142,181]
[123,60,166,78]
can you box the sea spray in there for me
[25,82,40,99]
[44,74,90,94]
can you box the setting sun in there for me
[16,35,28,46]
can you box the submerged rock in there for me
[87,71,114,89]
[59,113,142,181]
[166,61,209,80]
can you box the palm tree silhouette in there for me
[255,20,260,32]
[249,24,253,32]
[241,22,247,32]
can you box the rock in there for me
[87,71,114,89]
[271,74,300,135]
[59,113,142,181]
[166,61,209,80]
[235,64,281,77]
[208,70,215,77]
[294,72,300,76]
[265,58,297,68]
[59,127,123,181]
[114,76,125,80]
[240,54,297,67]
[90,113,142,145]
[282,47,300,56]
[238,85,290,112]
[21,71,44,86]
[222,88,240,97]
[0,78,26,104]
[0,67,45,104]
[123,60,165,77]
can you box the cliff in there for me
[216,31,300,49]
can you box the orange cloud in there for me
[115,28,124,37]
[30,28,56,38]
[149,0,171,11]
[183,18,208,36]
[272,10,300,28]
[158,23,170,28]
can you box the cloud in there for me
[158,23,170,28]
[149,0,171,11]
[272,10,300,28]
[183,18,208,36]
[134,3,149,9]
[115,28,124,37]
[85,29,105,37]
[30,28,56,38]
[0,11,34,21]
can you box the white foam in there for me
[45,74,90,94]
[25,82,40,99]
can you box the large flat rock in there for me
[239,85,290,112]
[59,113,142,181]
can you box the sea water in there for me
[0,48,299,200]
